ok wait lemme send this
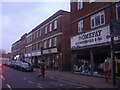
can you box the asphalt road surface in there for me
[1,66,89,89]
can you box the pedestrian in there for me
[38,60,46,80]
[103,57,111,82]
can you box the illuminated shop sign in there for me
[71,25,120,49]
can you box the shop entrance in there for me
[93,45,110,76]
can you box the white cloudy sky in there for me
[0,0,70,53]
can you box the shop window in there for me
[116,2,120,20]
[91,10,105,28]
[78,20,83,33]
[74,59,91,75]
[78,0,83,10]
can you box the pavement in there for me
[34,68,119,89]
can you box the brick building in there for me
[11,10,71,71]
[11,33,27,61]
[70,1,120,76]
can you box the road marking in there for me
[37,83,42,85]
[1,75,5,80]
[28,81,33,84]
[37,85,43,88]
[49,82,58,86]
[7,84,12,90]
[23,77,26,80]
[55,79,89,88]
[58,83,65,86]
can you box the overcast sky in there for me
[0,0,70,53]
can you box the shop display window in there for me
[74,59,91,75]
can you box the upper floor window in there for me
[89,0,96,3]
[78,20,83,33]
[91,10,105,28]
[53,37,57,46]
[54,20,57,30]
[45,26,47,34]
[78,0,83,10]
[36,31,39,38]
[39,29,41,37]
[116,2,120,20]
[49,23,52,32]
[44,40,47,49]
[48,38,52,47]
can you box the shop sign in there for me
[24,54,27,57]
[27,53,31,57]
[43,48,58,54]
[71,25,120,49]
[32,51,41,56]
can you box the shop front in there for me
[31,51,41,67]
[42,47,59,70]
[71,25,120,77]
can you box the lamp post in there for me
[109,2,116,86]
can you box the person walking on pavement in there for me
[38,60,46,80]
[103,57,111,82]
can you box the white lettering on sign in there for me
[71,25,120,49]
[43,48,58,54]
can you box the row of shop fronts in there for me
[24,48,59,70]
[14,24,120,77]
[71,25,120,77]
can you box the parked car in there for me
[20,62,33,72]
[15,61,23,70]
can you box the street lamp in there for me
[109,2,116,85]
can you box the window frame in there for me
[90,10,105,28]
[44,40,47,49]
[49,23,52,32]
[78,20,83,33]
[48,38,52,48]
[77,0,83,10]
[45,26,48,34]
[116,2,120,20]
[54,20,57,30]
[53,37,57,46]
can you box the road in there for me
[1,66,89,89]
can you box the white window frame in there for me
[39,29,41,37]
[78,20,83,33]
[49,38,52,47]
[45,26,47,34]
[54,20,57,30]
[44,40,47,49]
[36,31,39,38]
[49,23,52,32]
[91,10,105,28]
[116,2,120,20]
[78,0,83,10]
[53,37,57,46]
[89,0,96,3]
